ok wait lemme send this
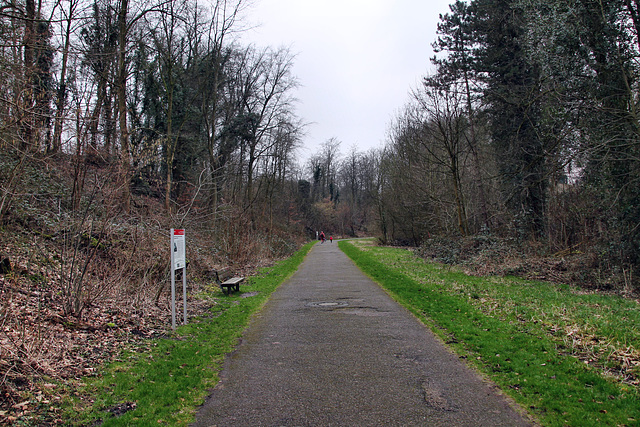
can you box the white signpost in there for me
[170,229,187,329]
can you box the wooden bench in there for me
[212,269,245,295]
[220,276,244,294]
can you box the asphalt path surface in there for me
[193,241,531,426]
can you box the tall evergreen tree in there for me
[573,0,640,265]
[471,0,548,238]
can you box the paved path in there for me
[193,242,530,426]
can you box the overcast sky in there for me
[240,0,454,164]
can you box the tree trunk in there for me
[117,0,131,213]
[451,162,469,236]
[52,0,76,153]
[463,69,490,230]
[164,77,174,213]
[21,0,36,150]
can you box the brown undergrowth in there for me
[0,155,303,424]
[416,234,639,296]
[0,215,299,424]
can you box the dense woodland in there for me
[382,0,640,290]
[1,0,640,419]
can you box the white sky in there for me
[240,0,454,164]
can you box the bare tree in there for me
[114,0,173,213]
[412,77,470,236]
[197,0,250,216]
[51,0,83,154]
[147,0,189,213]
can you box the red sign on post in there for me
[172,229,186,270]
[170,229,187,329]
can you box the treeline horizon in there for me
[1,0,639,291]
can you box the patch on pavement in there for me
[305,301,349,308]
[422,380,458,412]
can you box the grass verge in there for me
[62,241,315,426]
[339,239,640,427]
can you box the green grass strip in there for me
[64,241,315,426]
[339,239,639,427]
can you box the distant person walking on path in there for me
[329,236,333,243]
[320,231,325,243]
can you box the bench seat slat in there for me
[220,276,244,295]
